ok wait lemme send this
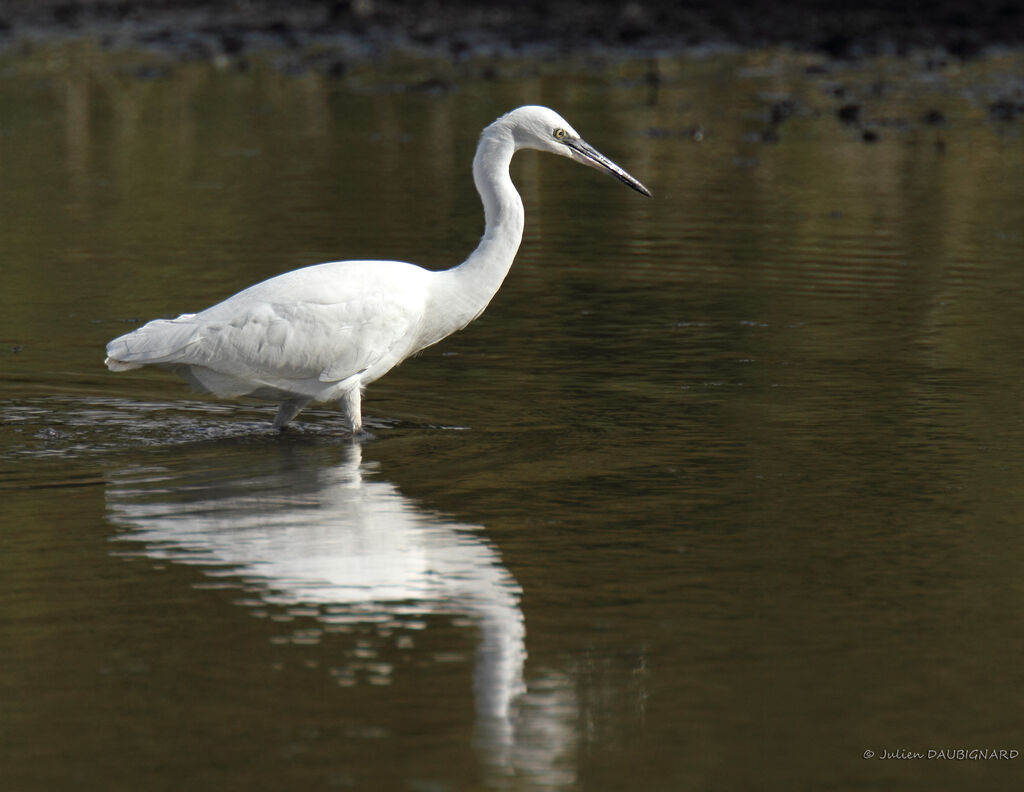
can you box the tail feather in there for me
[105,356,143,371]
[105,315,201,371]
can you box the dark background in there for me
[1,0,1022,60]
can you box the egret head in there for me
[501,105,651,197]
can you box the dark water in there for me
[3,44,1024,790]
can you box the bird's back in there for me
[106,259,438,401]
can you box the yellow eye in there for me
[553,128,567,140]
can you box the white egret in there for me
[105,105,651,433]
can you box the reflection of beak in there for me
[564,138,652,197]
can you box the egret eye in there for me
[553,128,567,140]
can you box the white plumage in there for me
[106,105,650,433]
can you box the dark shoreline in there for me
[2,1,1022,63]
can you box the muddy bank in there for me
[1,0,1022,63]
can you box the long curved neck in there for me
[432,123,524,336]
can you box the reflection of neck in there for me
[472,575,526,721]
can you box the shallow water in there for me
[3,44,1024,790]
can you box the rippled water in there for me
[3,44,1024,790]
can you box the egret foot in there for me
[273,398,311,430]
[339,388,362,435]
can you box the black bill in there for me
[564,138,652,197]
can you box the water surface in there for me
[3,44,1024,790]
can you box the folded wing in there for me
[105,260,431,399]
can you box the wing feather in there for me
[105,260,432,399]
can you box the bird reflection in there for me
[104,442,574,782]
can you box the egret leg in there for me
[339,388,362,434]
[273,397,311,429]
